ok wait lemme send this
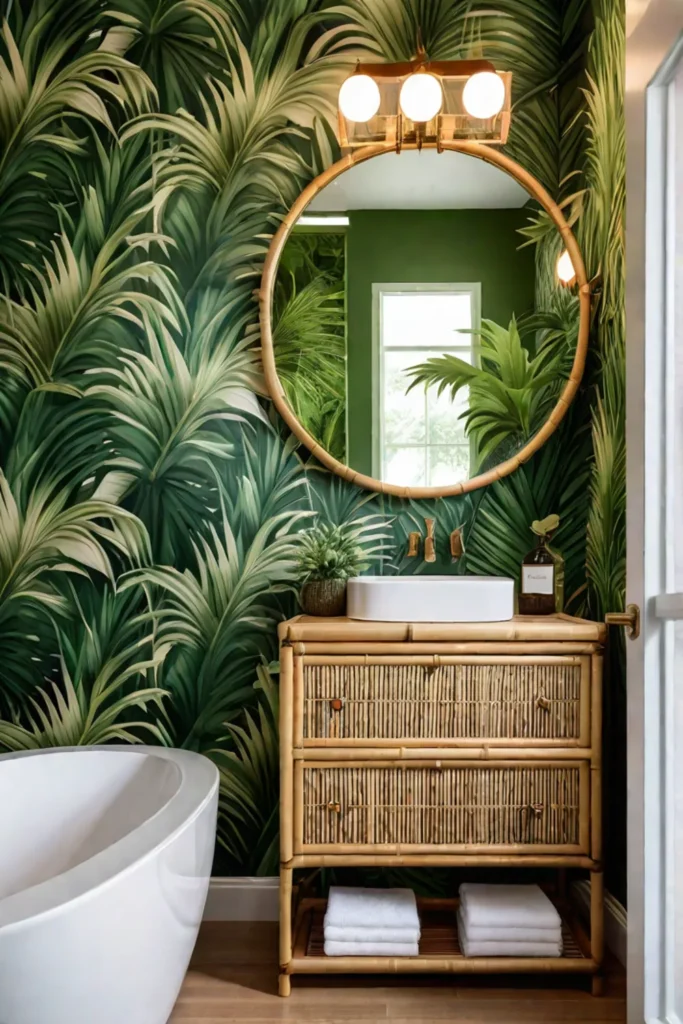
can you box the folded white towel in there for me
[458,912,562,958]
[324,939,420,957]
[324,925,421,944]
[459,883,561,930]
[459,916,561,944]
[325,887,419,930]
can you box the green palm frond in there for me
[0,468,149,700]
[0,591,170,750]
[225,429,308,543]
[120,503,310,748]
[106,0,234,114]
[0,204,181,391]
[581,0,626,620]
[121,13,349,293]
[465,414,593,610]
[86,303,263,560]
[0,12,155,289]
[210,663,280,875]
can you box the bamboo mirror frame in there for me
[259,141,590,498]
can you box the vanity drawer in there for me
[295,761,590,855]
[297,655,590,746]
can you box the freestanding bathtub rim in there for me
[0,746,219,934]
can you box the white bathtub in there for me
[0,746,219,1024]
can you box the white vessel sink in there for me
[346,576,515,623]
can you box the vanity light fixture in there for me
[338,74,381,123]
[556,249,577,285]
[337,57,512,151]
[462,71,506,120]
[399,70,444,122]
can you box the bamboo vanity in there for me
[277,613,606,996]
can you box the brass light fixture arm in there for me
[352,58,496,79]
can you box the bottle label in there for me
[522,566,554,595]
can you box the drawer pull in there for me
[327,801,341,814]
[536,696,551,711]
[330,699,343,712]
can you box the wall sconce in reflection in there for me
[338,56,512,153]
[556,250,577,286]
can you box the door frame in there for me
[626,5,683,1022]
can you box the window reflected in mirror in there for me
[377,287,476,487]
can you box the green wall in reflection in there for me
[346,208,536,476]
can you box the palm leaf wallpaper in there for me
[0,0,625,894]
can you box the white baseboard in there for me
[204,877,279,921]
[571,880,627,967]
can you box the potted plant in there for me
[297,517,390,617]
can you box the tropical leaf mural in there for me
[0,0,625,892]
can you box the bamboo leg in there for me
[279,973,292,997]
[590,869,604,996]
[279,865,293,998]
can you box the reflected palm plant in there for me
[406,317,567,467]
[273,232,346,460]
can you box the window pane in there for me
[414,348,471,446]
[428,445,470,487]
[384,446,426,486]
[383,350,426,446]
[382,292,472,348]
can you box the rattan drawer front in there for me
[296,761,589,854]
[298,656,589,746]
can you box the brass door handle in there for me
[529,803,544,819]
[536,696,551,712]
[605,603,640,639]
[327,801,341,813]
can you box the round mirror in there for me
[260,143,589,498]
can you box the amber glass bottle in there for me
[519,515,562,616]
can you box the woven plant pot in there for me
[300,579,347,617]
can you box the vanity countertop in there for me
[278,612,607,645]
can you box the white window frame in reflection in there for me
[372,283,481,487]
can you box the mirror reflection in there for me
[272,150,574,488]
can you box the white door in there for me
[626,4,683,1022]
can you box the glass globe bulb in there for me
[399,72,443,123]
[556,250,576,284]
[462,71,506,120]
[338,74,381,123]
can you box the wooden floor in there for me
[170,923,626,1023]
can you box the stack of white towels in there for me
[458,883,563,958]
[323,886,421,957]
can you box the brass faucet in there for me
[424,518,436,563]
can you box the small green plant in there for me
[297,517,390,583]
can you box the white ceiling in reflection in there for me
[307,149,529,212]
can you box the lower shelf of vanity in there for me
[288,897,598,976]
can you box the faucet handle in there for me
[407,532,421,558]
[424,518,436,563]
[450,527,464,559]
